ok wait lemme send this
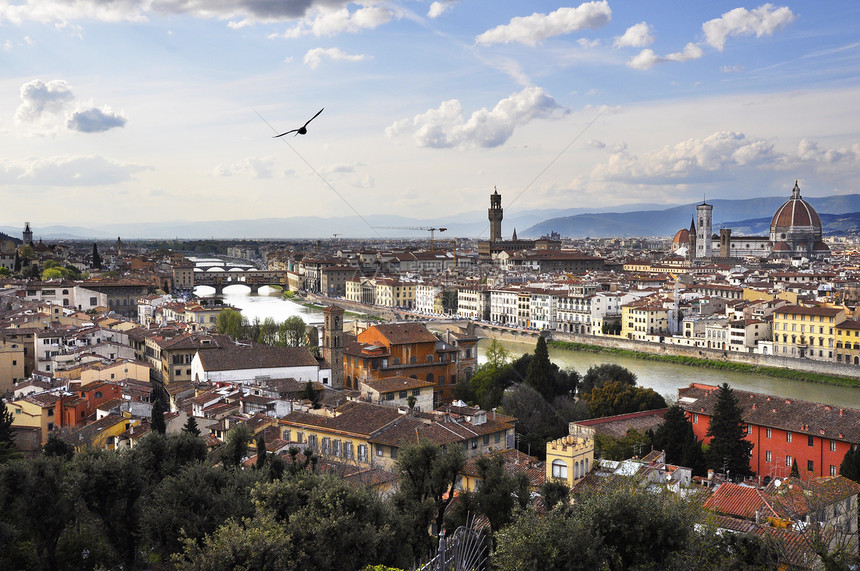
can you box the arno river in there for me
[196,287,860,409]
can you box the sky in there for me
[1,0,859,229]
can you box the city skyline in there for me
[1,1,859,228]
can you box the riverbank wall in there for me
[471,324,860,381]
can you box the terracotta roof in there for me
[678,384,860,443]
[702,483,771,519]
[362,376,435,394]
[281,401,403,437]
[362,323,438,345]
[197,344,319,372]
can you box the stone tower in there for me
[488,188,503,242]
[719,228,732,258]
[696,201,713,259]
[22,222,33,246]
[322,305,345,389]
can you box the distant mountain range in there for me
[522,194,860,238]
[2,195,858,240]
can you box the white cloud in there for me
[428,1,459,19]
[303,47,370,69]
[592,131,779,184]
[0,0,357,25]
[0,155,150,186]
[614,22,654,48]
[386,86,567,149]
[588,139,606,149]
[277,3,395,38]
[703,4,795,51]
[213,157,276,179]
[795,139,860,165]
[628,43,703,69]
[475,1,611,47]
[66,106,127,132]
[577,37,600,48]
[15,79,74,122]
[720,64,745,73]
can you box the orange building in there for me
[343,323,460,406]
[679,383,857,480]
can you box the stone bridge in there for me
[193,269,286,294]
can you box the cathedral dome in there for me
[672,228,689,247]
[770,181,822,231]
[769,181,827,258]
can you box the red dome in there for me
[770,182,822,230]
[672,228,690,245]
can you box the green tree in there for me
[0,266,10,277]
[92,243,102,269]
[183,415,201,437]
[473,453,530,533]
[256,434,267,468]
[580,363,637,395]
[41,267,65,280]
[539,479,569,510]
[300,380,321,408]
[524,336,554,400]
[395,441,466,535]
[839,445,860,482]
[791,458,800,478]
[140,462,260,563]
[279,315,307,347]
[42,432,74,461]
[151,398,166,435]
[258,317,279,345]
[501,383,565,460]
[584,381,666,418]
[216,308,246,339]
[652,404,707,475]
[221,424,252,467]
[705,383,753,478]
[0,399,18,464]
[595,428,652,461]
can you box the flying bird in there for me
[273,108,324,138]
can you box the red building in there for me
[679,383,858,480]
[61,381,123,427]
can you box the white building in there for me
[191,345,331,386]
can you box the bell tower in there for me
[488,187,503,242]
[696,201,713,259]
[23,222,33,246]
[322,305,345,389]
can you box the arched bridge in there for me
[193,268,286,294]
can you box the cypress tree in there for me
[182,415,201,437]
[0,399,19,463]
[92,243,102,270]
[705,383,753,478]
[790,458,800,478]
[256,434,266,469]
[524,336,553,400]
[151,399,167,435]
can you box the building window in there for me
[766,428,772,439]
[551,459,568,479]
[345,442,354,460]
[785,455,793,467]
[693,414,698,424]
[399,391,407,399]
[786,432,792,443]
[307,435,317,450]
[766,451,772,462]
[376,445,384,457]
[358,444,367,462]
[830,465,837,476]
[830,440,837,452]
[808,435,814,447]
[807,460,814,473]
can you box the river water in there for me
[193,287,860,409]
[480,338,860,409]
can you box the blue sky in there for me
[1,1,859,227]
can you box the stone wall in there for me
[471,324,860,380]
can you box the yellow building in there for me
[81,359,152,385]
[66,413,140,451]
[835,318,860,365]
[8,393,62,444]
[621,301,669,341]
[0,335,26,392]
[546,424,595,488]
[374,279,415,309]
[772,305,845,361]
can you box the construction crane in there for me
[373,226,448,250]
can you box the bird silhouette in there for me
[273,108,324,138]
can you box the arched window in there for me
[426,373,434,383]
[391,357,400,365]
[574,462,580,480]
[584,458,589,473]
[551,459,567,479]
[426,355,434,362]
[410,356,417,364]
